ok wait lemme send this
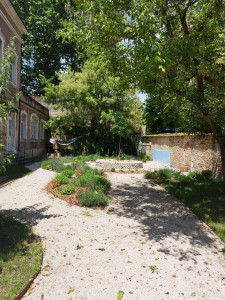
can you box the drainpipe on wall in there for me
[17,97,21,153]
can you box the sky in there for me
[138,92,147,103]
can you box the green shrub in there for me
[93,176,111,194]
[139,153,150,162]
[75,172,95,187]
[201,170,213,180]
[55,175,69,184]
[139,152,150,162]
[41,161,51,169]
[111,167,116,172]
[120,153,135,160]
[144,169,182,183]
[61,169,75,178]
[58,185,75,195]
[78,190,108,207]
[95,169,105,176]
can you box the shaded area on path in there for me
[0,204,61,227]
[109,174,224,261]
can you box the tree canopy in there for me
[62,0,225,180]
[13,0,84,94]
[43,60,143,155]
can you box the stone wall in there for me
[141,134,222,177]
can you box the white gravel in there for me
[0,165,224,300]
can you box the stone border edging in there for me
[96,159,143,170]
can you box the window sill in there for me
[30,139,39,142]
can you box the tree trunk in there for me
[117,135,121,160]
[220,144,225,189]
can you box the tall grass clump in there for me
[78,190,108,207]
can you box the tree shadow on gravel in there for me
[0,204,61,227]
[110,177,224,260]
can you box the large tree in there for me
[63,0,225,181]
[43,60,143,155]
[13,0,84,94]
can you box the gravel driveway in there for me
[0,166,224,300]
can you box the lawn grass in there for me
[0,214,43,300]
[145,169,225,242]
[5,165,32,179]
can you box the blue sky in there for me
[138,92,147,103]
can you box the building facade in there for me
[0,0,49,158]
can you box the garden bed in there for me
[42,158,111,208]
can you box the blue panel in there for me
[153,149,170,166]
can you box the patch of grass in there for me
[149,265,157,273]
[76,244,83,250]
[5,165,32,179]
[78,190,108,207]
[58,185,75,195]
[55,175,69,184]
[0,214,42,300]
[98,248,105,251]
[117,290,124,300]
[145,170,225,241]
[61,169,75,178]
[93,176,111,194]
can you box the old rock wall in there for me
[141,134,222,177]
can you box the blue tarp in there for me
[153,149,170,166]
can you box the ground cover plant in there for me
[43,156,111,208]
[4,165,32,179]
[0,214,43,300]
[144,169,225,242]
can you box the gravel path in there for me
[0,166,224,300]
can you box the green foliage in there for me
[76,244,84,250]
[117,290,124,300]
[93,176,111,194]
[4,165,32,179]
[78,190,108,207]
[0,40,18,175]
[61,169,75,178]
[41,161,52,170]
[55,175,69,185]
[111,167,116,172]
[13,0,84,94]
[0,155,14,176]
[64,0,225,183]
[138,153,150,162]
[149,265,157,273]
[200,170,213,180]
[144,96,185,134]
[58,185,75,195]
[0,39,18,122]
[144,169,181,183]
[43,60,143,155]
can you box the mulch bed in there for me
[46,180,82,206]
[46,180,105,209]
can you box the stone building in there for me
[0,0,49,159]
